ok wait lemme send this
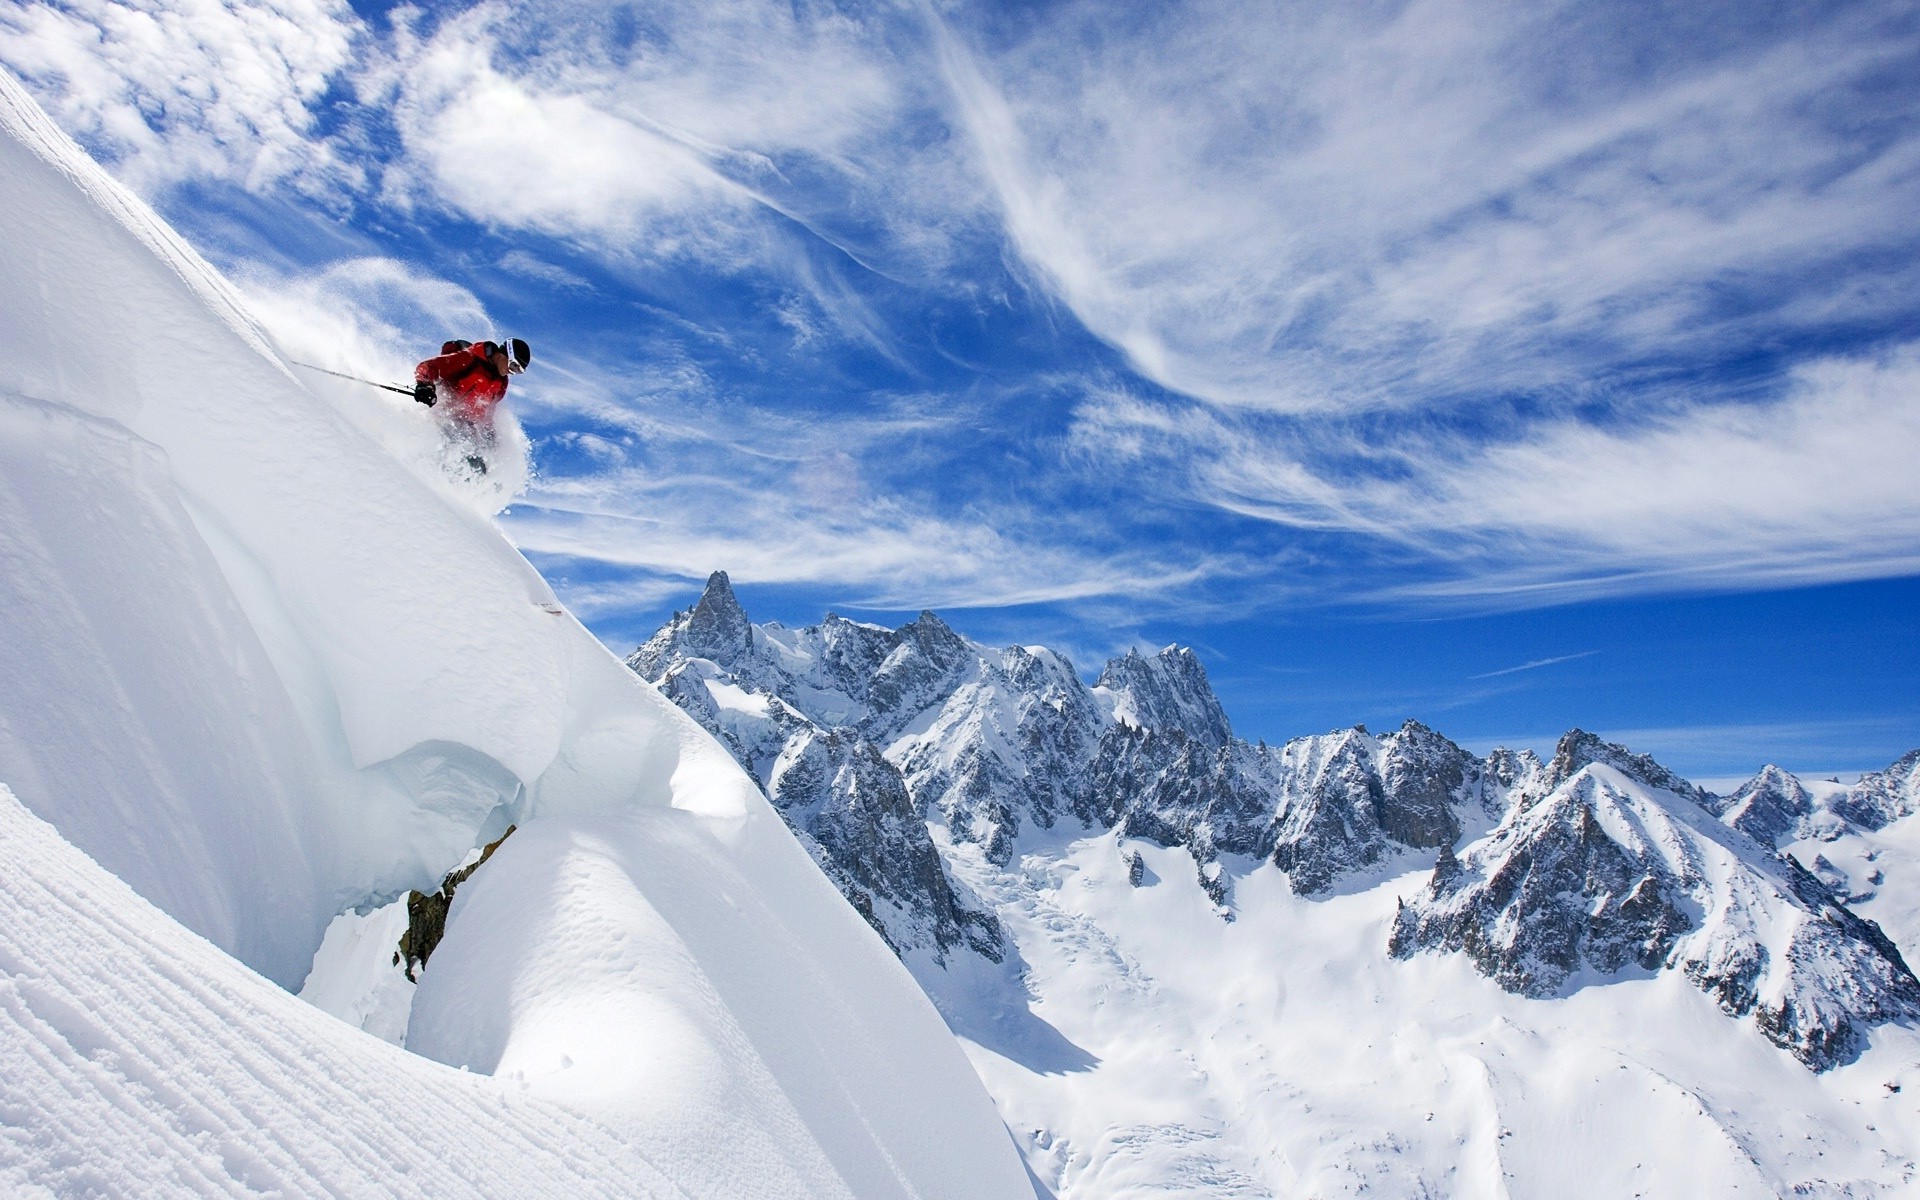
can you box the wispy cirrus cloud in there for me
[994,0,1920,603]
[939,0,1920,415]
[11,0,1920,618]
[1468,651,1598,681]
[1071,343,1920,603]
[0,0,362,194]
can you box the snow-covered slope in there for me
[638,577,1920,1198]
[0,71,1029,1199]
[0,783,690,1198]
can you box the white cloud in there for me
[392,23,749,247]
[1088,344,1920,602]
[234,256,495,385]
[938,0,1920,415]
[0,0,361,193]
[381,0,968,270]
[506,475,1216,611]
[1467,652,1598,681]
[1380,348,1920,598]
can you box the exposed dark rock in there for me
[396,824,516,982]
[1541,729,1716,811]
[1108,735,1274,865]
[1832,750,1920,831]
[1720,764,1816,847]
[1096,646,1233,749]
[1388,778,1688,993]
[1270,730,1394,896]
[628,571,753,680]
[1196,855,1233,918]
[1392,765,1920,1070]
[768,728,1002,963]
[1377,720,1480,848]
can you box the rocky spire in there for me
[626,570,754,680]
[1096,646,1233,749]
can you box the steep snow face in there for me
[0,76,1030,1199]
[1391,758,1920,1069]
[0,70,579,979]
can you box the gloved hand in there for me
[413,380,436,407]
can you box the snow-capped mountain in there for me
[638,573,1920,1197]
[1390,733,1920,1069]
[0,74,1030,1199]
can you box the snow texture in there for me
[0,72,1029,1199]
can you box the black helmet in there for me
[491,336,532,375]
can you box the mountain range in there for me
[633,570,1920,1196]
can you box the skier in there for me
[412,337,532,473]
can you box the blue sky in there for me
[5,0,1918,782]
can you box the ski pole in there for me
[289,360,416,397]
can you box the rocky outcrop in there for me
[1834,750,1920,831]
[628,570,755,680]
[628,573,1006,963]
[1539,728,1719,811]
[1390,758,1920,1070]
[396,825,516,981]
[1267,722,1493,895]
[1720,764,1817,847]
[1096,646,1233,749]
[1719,751,1920,848]
[768,728,1001,963]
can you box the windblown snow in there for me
[0,71,1029,1199]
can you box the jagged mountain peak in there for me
[1720,764,1816,848]
[1543,728,1714,810]
[1838,749,1920,831]
[1392,762,1920,1070]
[625,569,756,680]
[898,609,972,663]
[1485,745,1545,793]
[683,569,753,659]
[1096,643,1232,748]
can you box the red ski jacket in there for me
[415,341,510,424]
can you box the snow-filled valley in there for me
[633,572,1920,1198]
[4,52,1920,1200]
[0,72,1029,1199]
